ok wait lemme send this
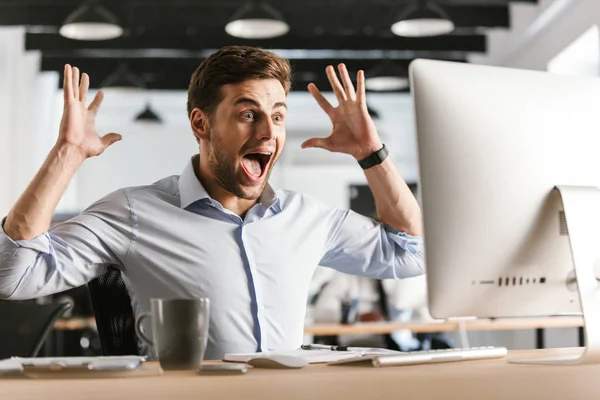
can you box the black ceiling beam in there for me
[41,56,466,91]
[26,33,487,52]
[1,3,513,29]
[0,0,539,5]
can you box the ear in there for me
[190,108,211,142]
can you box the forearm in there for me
[364,157,422,236]
[4,144,85,240]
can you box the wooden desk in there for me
[3,348,598,400]
[304,316,584,336]
[54,316,584,333]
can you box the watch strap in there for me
[358,144,389,170]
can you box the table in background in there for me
[55,315,584,333]
[53,317,96,331]
[304,316,583,334]
[4,348,598,400]
[305,316,585,349]
[54,316,585,349]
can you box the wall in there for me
[471,0,600,71]
[0,28,34,216]
[279,166,366,209]
[547,25,599,77]
[76,119,198,209]
[507,0,600,71]
[0,29,15,216]
[0,27,60,217]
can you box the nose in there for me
[255,118,277,142]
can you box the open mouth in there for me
[241,152,272,181]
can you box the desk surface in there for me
[305,316,584,335]
[3,348,597,400]
[54,315,584,334]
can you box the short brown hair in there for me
[186,46,292,117]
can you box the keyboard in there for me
[327,346,508,367]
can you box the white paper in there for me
[12,356,145,367]
[0,358,24,373]
[223,348,394,364]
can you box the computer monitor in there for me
[410,59,600,364]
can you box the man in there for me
[0,46,424,359]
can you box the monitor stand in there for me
[510,185,600,365]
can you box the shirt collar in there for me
[178,155,281,211]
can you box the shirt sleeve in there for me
[319,208,425,280]
[0,189,134,300]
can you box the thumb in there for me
[301,137,330,151]
[101,133,122,148]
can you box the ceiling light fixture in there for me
[100,64,145,94]
[391,1,454,38]
[59,0,123,41]
[135,102,162,124]
[225,2,290,39]
[365,59,409,92]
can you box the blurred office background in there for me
[0,0,598,357]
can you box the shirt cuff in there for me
[384,225,424,255]
[0,217,51,255]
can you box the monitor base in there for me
[510,186,600,365]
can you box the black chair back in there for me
[88,266,141,356]
[0,300,72,358]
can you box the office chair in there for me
[0,299,73,359]
[88,266,141,356]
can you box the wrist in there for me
[51,142,87,167]
[352,140,383,161]
[353,141,384,161]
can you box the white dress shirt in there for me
[0,155,424,359]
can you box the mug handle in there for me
[134,312,154,347]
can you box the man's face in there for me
[205,79,287,201]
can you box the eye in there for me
[242,112,254,120]
[273,114,284,122]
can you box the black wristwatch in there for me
[358,144,389,170]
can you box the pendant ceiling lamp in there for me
[391,1,454,38]
[225,2,290,39]
[59,0,123,41]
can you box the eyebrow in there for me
[234,97,287,110]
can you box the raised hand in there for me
[57,64,121,159]
[302,64,383,160]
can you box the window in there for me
[547,25,599,77]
